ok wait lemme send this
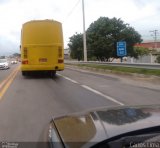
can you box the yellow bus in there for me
[20,19,64,77]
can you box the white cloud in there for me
[0,0,160,55]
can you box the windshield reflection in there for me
[97,108,151,125]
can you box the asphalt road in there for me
[0,64,17,83]
[0,64,159,143]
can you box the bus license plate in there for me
[39,58,47,62]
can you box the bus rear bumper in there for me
[21,64,64,71]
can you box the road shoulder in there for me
[65,65,160,91]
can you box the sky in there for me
[0,0,160,55]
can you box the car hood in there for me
[51,105,160,147]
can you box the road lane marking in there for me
[57,73,124,106]
[0,67,18,89]
[57,73,79,84]
[81,85,124,106]
[0,66,20,100]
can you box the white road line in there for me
[57,73,79,84]
[57,73,124,106]
[81,85,124,106]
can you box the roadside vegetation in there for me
[133,46,150,59]
[66,63,160,77]
[67,16,159,76]
[68,17,146,61]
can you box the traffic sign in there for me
[117,41,127,57]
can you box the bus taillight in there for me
[58,59,63,63]
[24,47,28,59]
[58,46,62,58]
[22,60,28,64]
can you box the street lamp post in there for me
[82,0,87,61]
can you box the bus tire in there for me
[50,71,56,78]
[22,71,27,76]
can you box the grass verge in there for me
[66,63,160,77]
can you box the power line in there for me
[150,30,159,40]
[63,0,81,23]
[150,30,159,49]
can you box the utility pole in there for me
[150,30,158,49]
[82,0,87,61]
[150,30,159,63]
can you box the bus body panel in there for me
[21,20,64,72]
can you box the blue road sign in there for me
[117,41,127,57]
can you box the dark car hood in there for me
[51,105,160,147]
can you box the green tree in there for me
[68,33,83,60]
[133,46,150,59]
[87,17,142,61]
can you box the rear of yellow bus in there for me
[21,20,64,77]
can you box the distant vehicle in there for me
[49,105,160,148]
[20,19,64,77]
[0,59,9,69]
[11,60,17,64]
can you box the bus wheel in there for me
[22,71,26,76]
[50,71,56,78]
